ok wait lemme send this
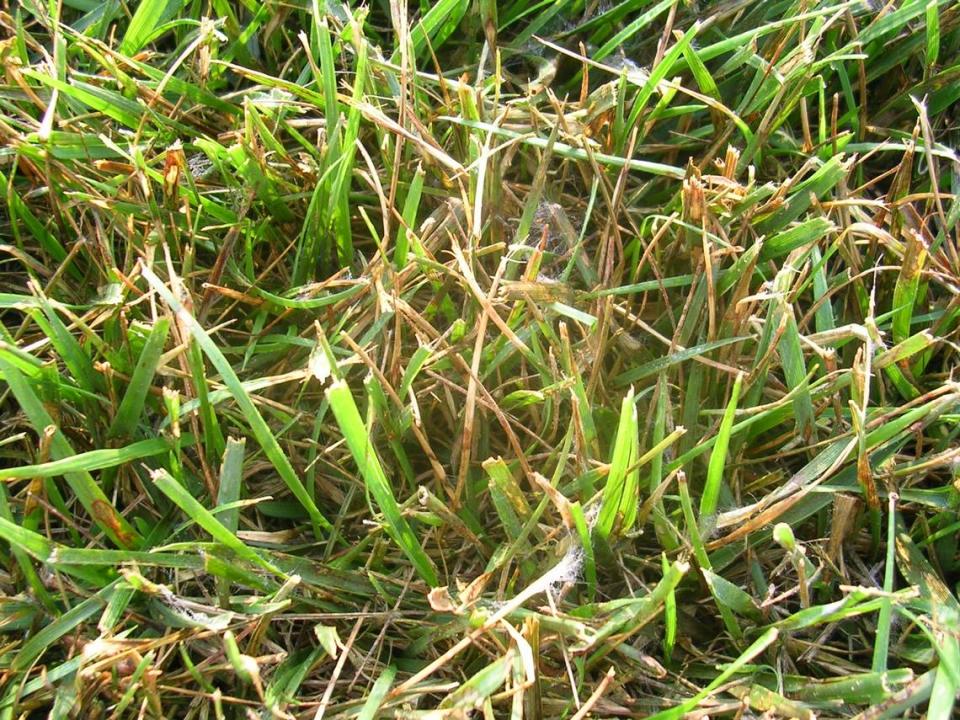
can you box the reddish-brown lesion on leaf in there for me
[91,499,137,548]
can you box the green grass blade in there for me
[151,468,282,576]
[395,163,425,268]
[754,155,850,234]
[184,338,226,463]
[570,501,596,602]
[1,170,70,269]
[330,36,368,268]
[0,355,140,548]
[12,581,120,673]
[615,337,748,386]
[107,317,170,439]
[872,494,898,673]
[679,474,741,642]
[620,22,701,150]
[119,0,185,54]
[0,514,54,562]
[892,231,926,344]
[31,299,100,394]
[595,387,637,542]
[644,628,779,720]
[140,265,330,537]
[390,0,469,64]
[926,0,941,68]
[356,665,397,720]
[0,488,56,611]
[315,13,341,142]
[23,71,146,130]
[661,553,676,664]
[0,437,175,479]
[760,217,835,262]
[700,373,743,524]
[594,0,674,61]
[325,379,438,586]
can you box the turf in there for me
[1,0,959,718]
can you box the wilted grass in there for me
[1,0,959,718]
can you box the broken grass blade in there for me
[216,437,246,535]
[892,230,927,359]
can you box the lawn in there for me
[1,0,959,717]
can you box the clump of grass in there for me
[1,0,959,718]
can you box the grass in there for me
[0,0,959,717]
